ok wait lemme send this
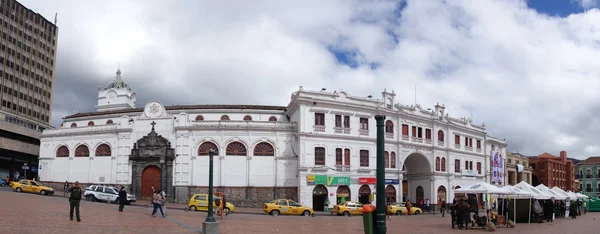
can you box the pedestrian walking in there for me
[161,189,167,217]
[151,190,165,218]
[118,186,127,212]
[68,181,82,222]
[440,200,446,217]
[406,200,412,216]
[451,200,457,228]
[63,181,69,196]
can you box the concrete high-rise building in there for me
[0,0,58,181]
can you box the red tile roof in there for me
[538,152,558,159]
[577,156,600,165]
[64,104,287,119]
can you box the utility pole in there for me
[374,115,387,234]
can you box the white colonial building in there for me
[38,69,506,209]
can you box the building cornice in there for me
[175,121,297,132]
[42,125,133,137]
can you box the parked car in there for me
[0,180,6,186]
[332,201,364,216]
[263,199,313,216]
[84,185,136,205]
[387,202,422,215]
[11,180,54,195]
[187,193,235,215]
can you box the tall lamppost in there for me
[205,149,216,223]
[374,115,387,234]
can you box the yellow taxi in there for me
[11,180,54,195]
[263,199,314,216]
[387,202,423,215]
[332,201,364,216]
[187,193,235,214]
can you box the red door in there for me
[141,166,160,199]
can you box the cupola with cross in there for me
[96,67,137,112]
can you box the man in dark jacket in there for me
[451,200,458,228]
[68,181,82,222]
[460,199,470,230]
[118,186,128,212]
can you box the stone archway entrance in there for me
[141,165,161,199]
[312,185,328,211]
[358,185,371,205]
[336,186,351,205]
[386,185,397,203]
[130,122,175,202]
[403,153,431,205]
[437,186,447,206]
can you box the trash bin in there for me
[362,204,375,234]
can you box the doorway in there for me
[416,186,424,205]
[358,185,372,205]
[312,185,328,211]
[141,165,160,199]
[386,185,397,203]
[336,186,351,205]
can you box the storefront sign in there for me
[307,175,327,185]
[307,175,350,186]
[385,179,400,184]
[327,176,350,186]
[359,178,376,184]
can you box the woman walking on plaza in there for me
[151,190,165,218]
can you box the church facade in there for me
[38,69,507,209]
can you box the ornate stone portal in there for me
[130,121,175,202]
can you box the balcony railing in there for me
[386,133,394,139]
[401,135,409,141]
[334,127,350,134]
[425,139,432,144]
[314,125,325,132]
[454,144,461,149]
[335,165,351,172]
[416,137,423,143]
[359,129,369,136]
[476,148,482,153]
[586,175,592,179]
[437,141,444,147]
[465,146,473,152]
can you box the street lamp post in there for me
[374,115,387,234]
[205,149,216,223]
[202,149,219,234]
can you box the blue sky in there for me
[527,0,594,17]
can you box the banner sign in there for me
[359,178,376,184]
[385,179,400,184]
[491,150,505,185]
[307,175,350,186]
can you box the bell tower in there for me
[96,68,137,111]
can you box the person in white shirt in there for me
[161,190,167,217]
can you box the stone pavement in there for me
[1,187,598,234]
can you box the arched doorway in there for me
[141,165,161,199]
[358,185,371,204]
[336,186,351,205]
[437,186,447,206]
[416,186,424,205]
[312,185,328,211]
[403,153,431,204]
[385,185,397,203]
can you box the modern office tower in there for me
[0,0,58,181]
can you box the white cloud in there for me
[19,0,600,158]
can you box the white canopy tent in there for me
[455,182,509,194]
[494,185,532,225]
[514,181,552,200]
[551,187,576,200]
[536,184,567,200]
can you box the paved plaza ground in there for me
[0,186,597,234]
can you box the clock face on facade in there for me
[144,101,164,118]
[107,92,117,99]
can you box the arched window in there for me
[198,142,219,156]
[75,145,90,157]
[269,116,277,121]
[195,115,204,121]
[70,123,77,127]
[441,157,446,172]
[226,142,247,156]
[56,146,69,157]
[106,120,113,125]
[95,144,111,156]
[87,121,94,126]
[385,120,394,133]
[220,115,230,121]
[435,157,440,171]
[384,151,390,168]
[390,152,396,168]
[243,115,252,121]
[438,130,444,142]
[253,142,274,156]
